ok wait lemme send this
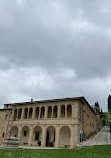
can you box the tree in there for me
[94,102,100,114]
[108,95,111,112]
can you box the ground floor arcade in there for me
[10,124,79,148]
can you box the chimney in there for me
[31,98,33,102]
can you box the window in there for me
[24,131,27,137]
[35,132,39,140]
[2,133,5,138]
[87,115,89,118]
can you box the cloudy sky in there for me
[0,0,111,111]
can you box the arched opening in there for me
[60,126,71,147]
[21,126,29,146]
[11,126,18,138]
[61,105,65,118]
[48,106,52,118]
[24,108,28,119]
[35,107,39,118]
[13,109,17,120]
[41,107,45,118]
[32,126,42,146]
[53,106,58,118]
[28,107,33,119]
[67,105,72,117]
[46,126,55,147]
[18,109,22,119]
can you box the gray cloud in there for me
[0,0,111,111]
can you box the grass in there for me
[0,145,111,158]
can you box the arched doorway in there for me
[28,107,33,119]
[46,126,55,147]
[13,109,17,120]
[24,108,28,119]
[60,126,70,147]
[61,105,65,117]
[67,104,72,117]
[18,109,22,119]
[35,107,39,118]
[32,126,42,146]
[41,107,45,118]
[21,126,29,146]
[53,106,58,118]
[48,106,52,118]
[11,126,18,138]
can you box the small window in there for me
[2,133,5,138]
[24,131,27,137]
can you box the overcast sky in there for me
[1,0,111,111]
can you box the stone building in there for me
[0,97,97,148]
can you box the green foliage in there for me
[105,112,111,126]
[94,102,100,114]
[108,95,111,112]
[86,131,96,139]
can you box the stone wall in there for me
[0,109,11,145]
[83,104,97,136]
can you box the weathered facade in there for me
[0,97,97,148]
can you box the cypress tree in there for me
[108,95,111,112]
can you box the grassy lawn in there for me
[0,145,111,158]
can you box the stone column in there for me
[15,109,18,120]
[21,108,25,120]
[39,107,41,119]
[18,126,22,146]
[55,125,60,148]
[74,101,79,119]
[65,105,67,118]
[72,104,74,118]
[74,101,80,145]
[11,109,15,120]
[70,125,75,148]
[27,108,30,119]
[28,126,33,147]
[75,124,79,145]
[58,106,61,118]
[17,109,19,119]
[44,106,48,119]
[51,106,54,118]
[41,125,46,147]
[32,106,36,119]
